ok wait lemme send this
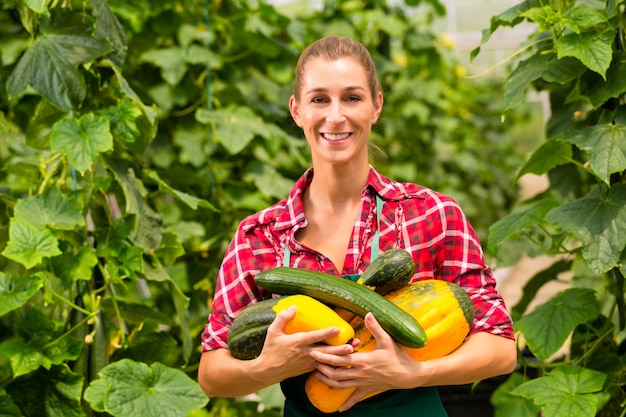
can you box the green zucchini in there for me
[228,294,355,360]
[358,248,415,294]
[255,267,427,348]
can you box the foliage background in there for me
[0,0,536,416]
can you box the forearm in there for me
[417,332,516,387]
[198,349,283,398]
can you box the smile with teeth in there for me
[323,133,351,141]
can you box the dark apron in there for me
[279,195,448,416]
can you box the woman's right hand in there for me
[255,305,357,381]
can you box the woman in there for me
[198,35,516,416]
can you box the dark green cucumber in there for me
[228,297,282,360]
[359,248,415,295]
[255,267,427,348]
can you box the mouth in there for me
[322,133,351,141]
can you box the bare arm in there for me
[198,306,356,398]
[311,312,516,412]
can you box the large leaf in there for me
[512,365,607,417]
[470,0,542,60]
[545,183,626,274]
[555,29,614,79]
[579,52,626,109]
[51,114,114,174]
[92,0,127,66]
[488,197,559,254]
[14,187,84,230]
[195,105,274,154]
[106,158,163,251]
[0,339,51,378]
[510,259,572,321]
[504,53,585,112]
[556,112,626,185]
[2,218,62,269]
[514,288,599,360]
[6,11,111,110]
[144,169,216,211]
[6,366,84,417]
[50,246,98,289]
[516,138,573,179]
[84,359,208,417]
[491,372,542,417]
[0,273,44,317]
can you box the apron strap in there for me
[283,194,383,268]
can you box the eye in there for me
[346,95,362,102]
[311,97,326,103]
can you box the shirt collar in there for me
[273,166,415,233]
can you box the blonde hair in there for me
[293,36,382,103]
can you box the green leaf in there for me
[51,114,114,174]
[521,6,565,33]
[102,98,141,142]
[579,52,626,109]
[6,13,111,110]
[6,365,84,417]
[470,0,541,60]
[556,117,626,185]
[14,187,84,230]
[563,5,608,33]
[155,231,185,266]
[545,183,626,274]
[106,159,163,251]
[195,105,266,154]
[517,139,573,178]
[492,373,541,417]
[504,53,585,111]
[0,273,44,316]
[243,161,294,200]
[0,339,51,377]
[24,0,52,15]
[488,197,559,254]
[514,288,599,360]
[512,365,606,417]
[172,126,207,167]
[510,259,572,321]
[50,246,98,289]
[555,30,614,79]
[84,359,208,417]
[2,218,62,269]
[140,47,188,86]
[92,0,127,66]
[0,393,21,417]
[144,169,216,211]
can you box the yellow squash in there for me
[305,280,475,413]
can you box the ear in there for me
[372,91,383,123]
[289,95,302,127]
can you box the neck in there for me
[307,162,370,212]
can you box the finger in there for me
[267,305,296,334]
[363,312,393,347]
[339,387,375,413]
[310,349,354,367]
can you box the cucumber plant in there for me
[0,0,532,416]
[473,1,626,416]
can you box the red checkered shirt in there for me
[201,166,514,352]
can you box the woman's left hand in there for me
[309,312,421,411]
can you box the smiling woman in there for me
[198,35,516,417]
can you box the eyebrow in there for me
[304,86,367,95]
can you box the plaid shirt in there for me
[201,167,514,352]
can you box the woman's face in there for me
[289,57,383,166]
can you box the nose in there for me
[326,101,346,124]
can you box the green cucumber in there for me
[228,295,355,360]
[255,267,427,348]
[358,248,415,295]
